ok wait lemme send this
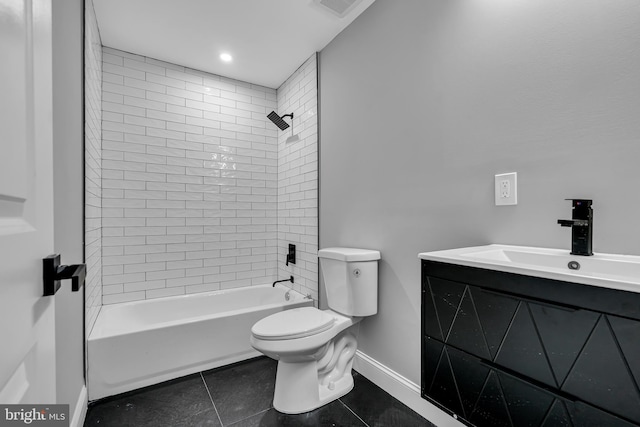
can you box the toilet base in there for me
[272,330,358,414]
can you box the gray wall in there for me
[52,0,85,420]
[319,0,640,385]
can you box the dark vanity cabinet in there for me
[421,260,640,427]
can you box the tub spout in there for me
[272,275,294,287]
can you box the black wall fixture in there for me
[421,260,640,427]
[43,254,86,296]
[267,111,293,131]
[286,243,296,266]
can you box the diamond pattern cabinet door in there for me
[494,303,558,388]
[428,345,465,418]
[447,345,491,419]
[423,337,444,396]
[447,287,492,360]
[427,277,466,341]
[445,344,567,427]
[542,400,573,427]
[422,265,640,427]
[423,280,443,341]
[469,371,513,427]
[562,316,640,424]
[568,401,639,427]
[608,315,640,388]
[499,373,555,427]
[529,302,599,385]
[471,287,520,360]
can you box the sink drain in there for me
[567,261,581,270]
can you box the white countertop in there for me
[419,244,640,294]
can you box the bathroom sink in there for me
[419,244,640,294]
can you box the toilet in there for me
[250,247,380,414]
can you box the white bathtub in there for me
[87,284,312,400]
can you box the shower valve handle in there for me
[286,244,296,266]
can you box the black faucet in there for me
[272,276,294,287]
[557,199,593,256]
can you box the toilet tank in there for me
[318,248,380,317]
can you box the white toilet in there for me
[250,247,380,414]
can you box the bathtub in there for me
[87,284,312,400]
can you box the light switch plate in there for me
[495,172,517,206]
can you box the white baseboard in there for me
[353,350,465,427]
[70,385,88,427]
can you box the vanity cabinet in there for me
[421,260,640,427]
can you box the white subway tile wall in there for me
[100,47,283,304]
[85,0,102,332]
[276,54,319,301]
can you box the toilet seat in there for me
[252,307,336,340]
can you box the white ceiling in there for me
[93,0,375,89]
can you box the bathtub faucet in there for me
[272,275,294,287]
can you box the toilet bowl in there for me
[250,247,380,414]
[250,307,361,414]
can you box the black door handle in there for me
[43,254,86,296]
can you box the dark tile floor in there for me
[84,356,435,427]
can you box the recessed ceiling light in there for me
[220,53,233,63]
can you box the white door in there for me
[0,0,56,404]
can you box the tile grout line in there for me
[227,408,271,426]
[338,398,370,427]
[200,371,225,426]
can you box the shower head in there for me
[285,134,300,144]
[267,111,293,131]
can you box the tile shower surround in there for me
[100,48,318,304]
[85,0,102,333]
[277,54,319,301]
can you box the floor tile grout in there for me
[225,408,271,427]
[338,398,371,427]
[200,371,224,427]
[84,358,432,427]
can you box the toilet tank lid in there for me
[318,247,381,262]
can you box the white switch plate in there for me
[495,172,517,206]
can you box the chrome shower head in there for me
[267,111,293,131]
